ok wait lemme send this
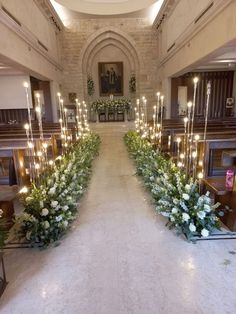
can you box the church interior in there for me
[0,0,236,313]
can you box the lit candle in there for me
[189,77,199,171]
[202,81,211,179]
[156,92,160,125]
[159,95,164,149]
[176,137,181,162]
[24,81,36,182]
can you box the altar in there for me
[91,98,132,122]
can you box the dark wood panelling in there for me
[0,109,28,124]
[171,71,234,120]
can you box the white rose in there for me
[197,211,206,219]
[189,223,196,232]
[201,228,209,237]
[62,205,69,211]
[204,204,211,212]
[55,215,62,222]
[41,208,49,216]
[182,193,190,201]
[48,187,56,195]
[182,213,190,222]
[51,201,58,208]
[172,207,178,214]
[44,221,50,229]
[185,184,191,192]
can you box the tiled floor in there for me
[1,122,236,314]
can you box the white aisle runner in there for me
[1,122,236,314]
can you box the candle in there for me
[156,92,160,125]
[189,77,199,172]
[186,101,192,174]
[202,81,211,178]
[177,137,181,163]
[24,82,36,182]
[159,95,164,149]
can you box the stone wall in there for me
[61,17,159,119]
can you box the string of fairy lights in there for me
[21,82,90,191]
[134,77,211,183]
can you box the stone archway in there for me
[79,26,141,100]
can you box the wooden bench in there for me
[202,177,236,231]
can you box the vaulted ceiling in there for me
[54,0,158,15]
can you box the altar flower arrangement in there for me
[129,75,136,93]
[124,130,220,241]
[19,132,100,247]
[92,98,131,112]
[87,74,95,96]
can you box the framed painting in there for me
[99,62,123,96]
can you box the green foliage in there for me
[19,133,100,247]
[0,214,8,250]
[124,130,221,241]
[87,75,95,96]
[129,75,136,93]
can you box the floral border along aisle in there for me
[125,130,220,241]
[19,133,100,247]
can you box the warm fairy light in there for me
[57,92,61,97]
[49,160,54,166]
[23,82,29,88]
[160,95,164,101]
[67,136,71,140]
[28,142,34,148]
[35,106,41,113]
[36,93,40,99]
[60,99,64,104]
[184,117,188,124]
[192,151,197,158]
[37,151,42,157]
[199,160,203,167]
[35,163,40,170]
[193,77,199,84]
[64,108,67,113]
[195,134,200,141]
[42,143,48,149]
[177,161,183,167]
[65,143,68,147]
[156,92,160,97]
[61,134,65,139]
[24,123,29,130]
[56,155,62,160]
[59,118,63,123]
[180,153,185,159]
[177,137,181,143]
[198,172,204,179]
[19,186,28,194]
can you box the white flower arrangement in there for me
[20,133,100,247]
[125,130,221,241]
[91,98,131,112]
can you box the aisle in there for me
[1,122,236,314]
